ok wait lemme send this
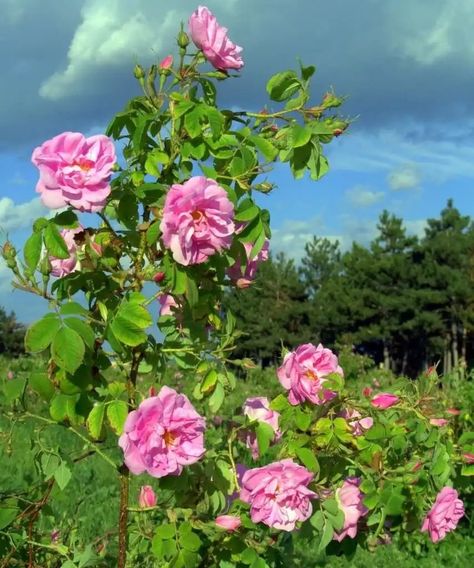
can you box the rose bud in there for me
[138,485,157,508]
[215,515,241,531]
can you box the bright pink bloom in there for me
[32,132,116,212]
[421,487,464,542]
[227,240,269,288]
[463,452,474,464]
[333,477,368,542]
[160,176,234,266]
[158,294,178,317]
[240,459,316,531]
[362,386,373,398]
[138,485,157,508]
[430,418,448,427]
[50,226,84,277]
[118,386,205,478]
[339,408,373,436]
[159,55,173,70]
[243,397,281,459]
[215,515,241,531]
[277,343,343,406]
[188,6,244,71]
[370,392,399,409]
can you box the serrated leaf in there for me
[107,400,128,435]
[318,518,334,552]
[266,70,301,102]
[208,382,225,413]
[51,327,85,374]
[295,447,319,473]
[54,461,72,490]
[290,124,311,148]
[29,372,54,401]
[3,377,27,402]
[59,302,88,316]
[256,421,275,456]
[119,301,152,329]
[87,403,106,440]
[250,135,278,161]
[23,231,43,272]
[184,108,202,139]
[44,223,69,259]
[64,317,95,349]
[156,523,176,539]
[0,507,19,530]
[25,315,61,353]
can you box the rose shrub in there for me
[1,5,471,568]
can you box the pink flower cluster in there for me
[240,459,316,531]
[189,6,244,71]
[277,343,342,406]
[421,487,464,542]
[243,397,281,459]
[333,478,368,541]
[119,386,205,478]
[160,176,235,266]
[32,132,116,212]
[50,226,84,277]
[227,240,269,288]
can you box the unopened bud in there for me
[159,55,173,72]
[133,64,145,80]
[1,242,17,269]
[322,92,343,109]
[177,30,189,49]
[39,255,52,276]
[254,182,274,194]
[153,272,166,284]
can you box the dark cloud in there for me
[3,0,474,156]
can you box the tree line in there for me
[225,200,474,377]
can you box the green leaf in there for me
[41,453,61,479]
[204,107,224,139]
[185,274,199,308]
[111,316,147,347]
[156,523,176,539]
[146,221,161,245]
[318,517,334,552]
[44,222,69,259]
[295,407,312,431]
[201,370,218,394]
[59,302,88,316]
[173,100,195,119]
[52,210,79,228]
[208,382,225,413]
[120,300,153,329]
[250,135,278,161]
[300,62,316,81]
[3,377,26,402]
[295,447,319,473]
[0,507,19,530]
[23,231,43,272]
[25,315,61,353]
[235,202,260,222]
[266,70,301,101]
[290,124,312,148]
[107,400,129,435]
[179,529,201,552]
[322,498,340,516]
[310,510,324,531]
[117,194,138,230]
[87,403,106,440]
[64,317,95,349]
[51,327,85,374]
[49,393,79,423]
[184,107,202,138]
[256,421,275,456]
[54,461,72,491]
[29,372,54,401]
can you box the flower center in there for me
[304,369,318,381]
[191,210,204,223]
[163,430,176,447]
[72,157,94,172]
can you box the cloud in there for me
[0,197,47,233]
[405,219,427,238]
[387,163,421,191]
[345,186,385,207]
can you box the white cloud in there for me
[405,219,427,239]
[0,197,47,233]
[346,185,384,207]
[387,163,421,191]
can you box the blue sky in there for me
[1,0,474,322]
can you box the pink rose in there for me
[188,6,244,71]
[138,485,157,508]
[32,132,116,212]
[243,397,281,459]
[227,240,269,288]
[158,294,178,317]
[277,343,343,406]
[463,452,474,464]
[50,226,84,277]
[339,408,373,436]
[421,487,464,542]
[215,515,241,531]
[333,477,368,542]
[370,392,399,410]
[430,418,448,427]
[160,176,234,266]
[118,386,205,478]
[240,459,316,531]
[159,55,173,70]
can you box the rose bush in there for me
[1,5,471,568]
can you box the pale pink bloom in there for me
[160,176,234,266]
[6,371,14,380]
[277,343,343,406]
[118,386,205,478]
[188,6,244,71]
[159,55,173,70]
[215,515,241,531]
[240,459,316,531]
[463,452,474,464]
[138,485,157,508]
[333,477,368,542]
[430,418,448,427]
[243,397,281,459]
[32,132,116,212]
[370,392,399,410]
[227,240,269,288]
[446,408,460,416]
[50,226,84,277]
[339,408,373,436]
[158,294,178,317]
[421,487,464,542]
